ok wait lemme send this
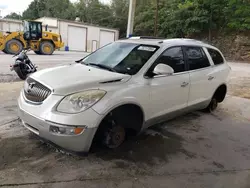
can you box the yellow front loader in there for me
[0,20,64,55]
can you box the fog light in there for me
[50,125,85,135]
[50,126,60,133]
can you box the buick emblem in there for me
[27,82,36,93]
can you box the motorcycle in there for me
[10,49,37,80]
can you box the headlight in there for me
[56,90,106,113]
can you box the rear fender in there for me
[40,39,55,47]
[41,33,64,49]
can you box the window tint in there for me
[184,47,210,70]
[155,47,185,73]
[207,48,224,65]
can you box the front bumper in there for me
[18,92,103,152]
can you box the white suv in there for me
[18,37,230,153]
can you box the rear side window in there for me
[207,48,224,65]
[184,47,210,71]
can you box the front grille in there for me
[24,78,51,103]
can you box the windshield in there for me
[82,42,159,75]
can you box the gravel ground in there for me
[0,52,250,187]
[228,62,250,99]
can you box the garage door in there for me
[68,26,87,51]
[9,23,22,32]
[100,30,115,48]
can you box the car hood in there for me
[31,64,131,95]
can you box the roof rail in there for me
[128,36,165,40]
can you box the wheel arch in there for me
[212,83,227,103]
[40,39,55,47]
[97,102,146,133]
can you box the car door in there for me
[146,46,190,121]
[183,46,215,106]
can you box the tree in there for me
[133,0,155,36]
[22,0,76,20]
[226,0,250,31]
[75,0,113,26]
[110,0,129,37]
[158,0,228,39]
[22,0,44,20]
[19,0,250,39]
[4,12,22,20]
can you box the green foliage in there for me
[110,0,129,37]
[133,0,155,36]
[20,0,250,38]
[22,0,76,20]
[4,12,22,20]
[75,0,113,27]
[226,0,250,30]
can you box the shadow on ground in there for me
[0,112,203,172]
[91,127,184,165]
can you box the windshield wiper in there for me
[87,63,117,72]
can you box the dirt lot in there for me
[0,52,250,187]
[228,62,250,99]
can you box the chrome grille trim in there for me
[24,77,51,104]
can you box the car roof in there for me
[117,37,218,50]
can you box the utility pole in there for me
[126,0,136,38]
[208,1,212,42]
[154,0,159,37]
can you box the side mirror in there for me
[153,64,174,76]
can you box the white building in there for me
[0,17,120,52]
[0,18,23,32]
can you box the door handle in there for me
[181,82,189,87]
[208,76,214,81]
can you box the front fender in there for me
[91,81,151,122]
[93,97,145,116]
[92,90,149,122]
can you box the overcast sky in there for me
[0,0,110,17]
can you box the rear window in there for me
[207,48,224,65]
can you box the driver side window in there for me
[154,47,186,73]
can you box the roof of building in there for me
[0,18,22,23]
[37,17,119,32]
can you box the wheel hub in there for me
[43,45,51,53]
[10,43,19,52]
[113,131,123,144]
[105,125,126,149]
